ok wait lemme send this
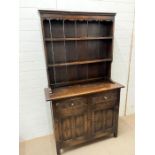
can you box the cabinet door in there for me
[89,91,117,137]
[91,108,114,136]
[54,97,88,146]
[60,113,87,142]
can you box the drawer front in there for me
[54,97,87,117]
[90,90,117,104]
[91,100,116,110]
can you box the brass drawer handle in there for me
[105,20,112,22]
[56,103,59,106]
[71,103,74,106]
[104,96,108,100]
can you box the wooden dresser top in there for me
[45,81,124,101]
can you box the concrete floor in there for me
[20,114,135,155]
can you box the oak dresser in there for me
[39,10,124,155]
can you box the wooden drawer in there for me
[90,90,117,104]
[91,100,116,110]
[89,90,117,110]
[54,97,87,117]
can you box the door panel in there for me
[75,115,85,137]
[60,113,88,143]
[91,108,114,136]
[62,117,72,141]
[94,110,105,132]
[106,109,113,129]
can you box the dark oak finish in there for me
[40,10,124,155]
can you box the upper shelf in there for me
[45,36,113,41]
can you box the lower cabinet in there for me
[51,89,120,154]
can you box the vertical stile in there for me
[86,20,89,79]
[63,20,69,82]
[110,19,114,78]
[75,20,79,80]
[49,19,57,85]
[98,21,100,59]
[75,20,78,60]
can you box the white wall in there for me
[19,0,135,141]
[126,31,135,115]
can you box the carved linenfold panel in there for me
[60,114,87,142]
[94,110,103,132]
[62,117,72,141]
[75,115,85,137]
[106,109,113,129]
[92,107,114,134]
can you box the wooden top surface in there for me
[39,10,116,21]
[39,10,116,16]
[44,81,124,101]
